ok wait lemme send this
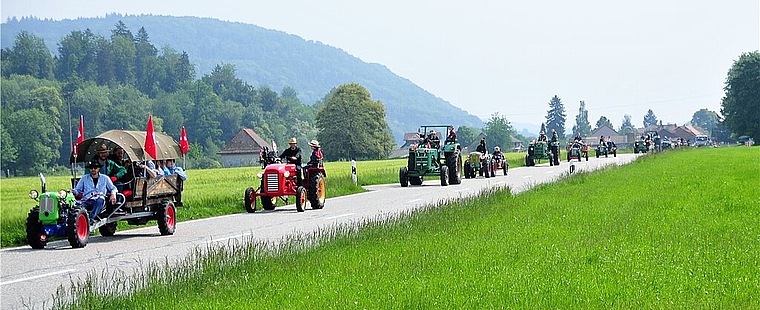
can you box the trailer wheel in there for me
[99,222,118,237]
[157,201,176,235]
[295,186,307,212]
[67,208,90,248]
[309,172,326,209]
[26,207,46,249]
[244,187,257,213]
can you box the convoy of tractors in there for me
[23,123,646,250]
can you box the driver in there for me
[73,160,118,224]
[280,137,303,182]
[550,129,560,165]
[476,138,487,153]
[445,126,457,143]
[538,131,548,142]
[492,146,503,159]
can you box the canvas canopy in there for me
[71,130,182,163]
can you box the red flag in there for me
[144,115,157,160]
[73,115,84,157]
[179,126,189,155]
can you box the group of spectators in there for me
[72,143,188,223]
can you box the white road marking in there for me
[546,171,555,174]
[494,181,505,185]
[522,176,532,179]
[324,213,355,220]
[406,199,423,204]
[453,188,471,193]
[1,269,76,286]
[206,233,252,244]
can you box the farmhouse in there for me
[218,128,272,167]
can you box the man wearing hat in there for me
[73,160,118,223]
[280,137,303,182]
[94,144,127,183]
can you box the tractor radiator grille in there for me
[265,174,279,193]
[40,197,55,214]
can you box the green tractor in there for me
[525,140,554,166]
[400,125,462,187]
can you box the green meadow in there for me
[53,147,760,308]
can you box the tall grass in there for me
[54,147,760,308]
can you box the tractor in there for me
[245,161,326,213]
[400,125,462,187]
[491,146,508,176]
[566,142,589,161]
[463,151,495,178]
[595,142,617,158]
[525,140,554,166]
[26,130,182,249]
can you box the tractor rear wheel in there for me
[157,201,176,235]
[503,163,508,176]
[67,208,90,248]
[399,167,409,187]
[308,172,326,209]
[26,207,46,249]
[261,195,276,210]
[440,165,449,186]
[99,222,117,237]
[463,161,471,179]
[295,186,307,212]
[244,187,257,213]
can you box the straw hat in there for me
[288,137,297,144]
[308,140,320,148]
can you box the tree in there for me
[316,83,395,160]
[456,125,479,148]
[0,124,19,172]
[484,112,514,152]
[619,114,634,134]
[643,109,658,127]
[572,100,592,137]
[721,51,760,142]
[690,109,719,137]
[5,31,54,79]
[595,116,613,131]
[545,95,566,138]
[55,30,98,81]
[5,109,63,175]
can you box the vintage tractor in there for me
[245,162,326,213]
[595,142,617,158]
[492,147,508,176]
[399,125,462,187]
[525,140,554,166]
[633,138,649,154]
[566,142,589,161]
[26,130,182,249]
[464,152,495,178]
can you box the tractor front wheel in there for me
[399,167,409,187]
[26,207,46,249]
[261,195,277,210]
[440,165,449,186]
[295,186,307,212]
[67,208,90,248]
[446,153,462,185]
[157,201,176,235]
[244,187,257,213]
[308,172,326,209]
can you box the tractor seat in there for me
[122,189,133,198]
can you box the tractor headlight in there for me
[283,171,291,178]
[257,172,263,179]
[29,190,39,200]
[58,190,68,199]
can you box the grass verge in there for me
[54,147,760,308]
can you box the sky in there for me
[2,0,759,130]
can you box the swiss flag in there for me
[144,115,157,160]
[73,115,84,157]
[179,126,189,155]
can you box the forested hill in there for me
[1,14,483,141]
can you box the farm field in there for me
[1,152,527,247]
[54,147,760,308]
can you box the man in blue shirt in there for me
[73,160,118,223]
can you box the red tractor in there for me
[244,163,326,213]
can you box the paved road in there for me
[1,154,639,309]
